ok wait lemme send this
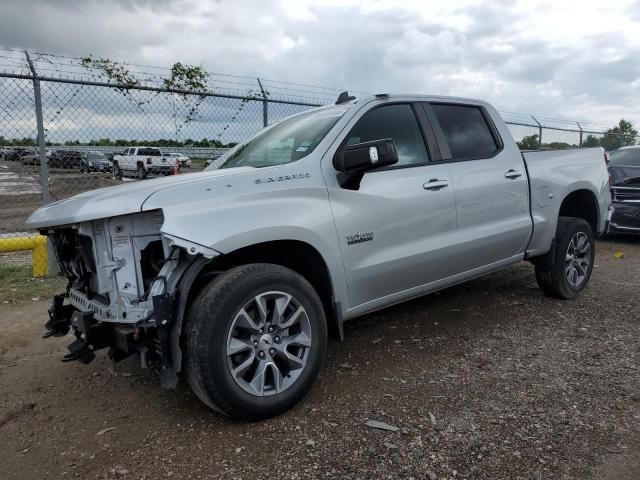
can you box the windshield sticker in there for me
[295,146,308,152]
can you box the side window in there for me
[345,104,429,167]
[431,104,499,160]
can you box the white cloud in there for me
[0,0,639,126]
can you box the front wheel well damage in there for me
[169,240,339,380]
[183,240,338,335]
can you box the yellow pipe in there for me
[0,235,48,277]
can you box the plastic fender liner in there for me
[161,256,210,388]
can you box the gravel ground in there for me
[0,238,639,480]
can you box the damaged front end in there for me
[609,180,640,235]
[42,209,217,387]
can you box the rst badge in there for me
[346,231,374,245]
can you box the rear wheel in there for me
[136,163,147,180]
[534,217,594,299]
[185,263,327,421]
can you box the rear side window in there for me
[138,148,162,156]
[432,104,499,160]
[345,104,429,167]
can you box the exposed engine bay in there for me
[42,209,212,387]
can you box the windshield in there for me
[215,106,347,170]
[87,152,107,161]
[609,148,640,167]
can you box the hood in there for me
[609,164,640,186]
[26,167,253,229]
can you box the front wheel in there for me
[534,217,595,299]
[112,162,122,179]
[185,264,327,421]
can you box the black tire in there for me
[184,263,327,421]
[534,217,595,299]
[112,162,122,179]
[136,163,147,180]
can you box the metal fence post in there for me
[257,78,268,127]
[25,51,50,204]
[532,116,543,149]
[576,122,583,148]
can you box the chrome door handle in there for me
[423,179,449,190]
[504,169,523,179]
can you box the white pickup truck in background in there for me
[112,147,178,179]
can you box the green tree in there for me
[517,134,539,150]
[600,119,638,152]
[582,135,600,148]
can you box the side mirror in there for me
[334,138,398,172]
[333,139,398,189]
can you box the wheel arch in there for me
[558,188,599,233]
[169,239,344,384]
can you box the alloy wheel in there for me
[565,232,591,288]
[226,291,312,397]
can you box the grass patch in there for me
[0,265,66,304]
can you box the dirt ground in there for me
[0,238,639,480]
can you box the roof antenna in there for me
[335,91,355,104]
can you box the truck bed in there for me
[521,147,611,257]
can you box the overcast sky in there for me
[1,0,640,127]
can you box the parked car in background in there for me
[607,145,640,235]
[49,150,85,169]
[112,146,178,179]
[80,151,112,173]
[21,149,51,165]
[6,147,31,161]
[28,94,611,421]
[168,152,191,168]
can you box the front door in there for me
[327,103,459,310]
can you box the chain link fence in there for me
[0,49,637,277]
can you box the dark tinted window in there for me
[609,148,640,166]
[432,104,499,160]
[346,104,428,167]
[138,148,162,156]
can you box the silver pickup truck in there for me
[27,94,611,420]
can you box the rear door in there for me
[423,102,531,271]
